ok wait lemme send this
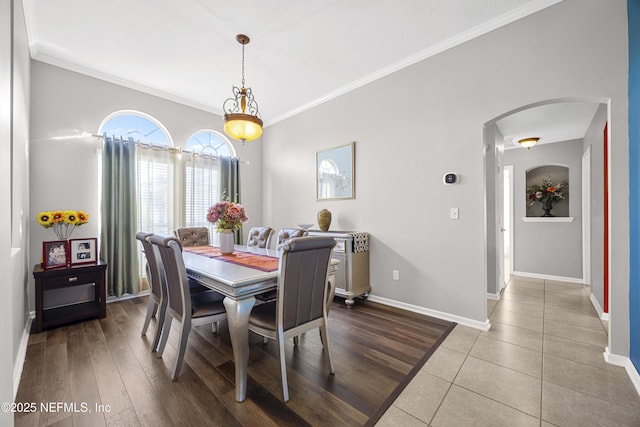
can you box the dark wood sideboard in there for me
[32,261,107,332]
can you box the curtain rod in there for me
[132,140,249,165]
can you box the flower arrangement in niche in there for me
[526,176,568,217]
[207,199,248,232]
[37,210,89,239]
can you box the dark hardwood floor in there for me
[15,296,454,427]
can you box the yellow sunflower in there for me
[76,210,89,224]
[36,211,52,227]
[64,210,78,224]
[50,211,65,223]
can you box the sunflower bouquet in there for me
[37,210,89,239]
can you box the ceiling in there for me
[22,0,599,145]
[23,0,567,127]
[496,101,601,149]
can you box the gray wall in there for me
[29,61,265,308]
[262,0,630,357]
[485,123,505,297]
[2,0,31,416]
[504,139,583,279]
[584,104,608,312]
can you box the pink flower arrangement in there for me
[207,200,248,232]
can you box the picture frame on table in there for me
[69,237,98,265]
[43,240,69,270]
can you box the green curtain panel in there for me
[101,135,139,297]
[220,156,242,243]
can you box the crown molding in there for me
[265,0,563,126]
[31,53,224,117]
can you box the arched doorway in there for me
[484,98,610,337]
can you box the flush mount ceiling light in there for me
[518,137,540,149]
[222,34,263,145]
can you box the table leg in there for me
[223,296,256,402]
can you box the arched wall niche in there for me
[525,164,570,217]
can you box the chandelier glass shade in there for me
[518,137,540,149]
[222,34,263,144]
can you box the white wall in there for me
[2,0,31,418]
[504,139,584,279]
[262,0,630,356]
[29,61,265,307]
[1,2,15,423]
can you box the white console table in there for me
[307,230,370,305]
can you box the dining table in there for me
[182,243,338,402]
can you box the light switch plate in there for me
[450,208,459,220]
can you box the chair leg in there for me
[151,299,168,352]
[172,320,191,381]
[319,323,335,374]
[293,335,299,346]
[141,299,157,336]
[277,334,289,402]
[211,321,219,334]
[263,336,269,345]
[156,315,173,358]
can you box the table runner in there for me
[183,246,280,272]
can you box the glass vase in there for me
[51,223,75,240]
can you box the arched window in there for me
[100,111,172,147]
[183,130,236,243]
[185,130,236,157]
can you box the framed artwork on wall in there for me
[316,141,355,200]
[69,238,98,265]
[43,240,69,269]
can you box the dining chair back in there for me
[175,226,210,247]
[150,234,227,380]
[136,232,168,352]
[248,235,336,401]
[276,228,308,248]
[246,226,274,249]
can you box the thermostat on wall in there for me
[443,172,459,185]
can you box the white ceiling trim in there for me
[265,0,562,126]
[31,52,224,117]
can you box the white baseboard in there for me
[626,359,640,397]
[487,292,501,301]
[14,312,34,399]
[589,293,606,320]
[604,347,640,397]
[367,295,491,331]
[512,271,583,284]
[588,294,609,321]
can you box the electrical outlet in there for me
[393,270,399,280]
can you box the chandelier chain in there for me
[241,43,245,88]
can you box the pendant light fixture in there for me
[222,34,263,144]
[518,137,539,149]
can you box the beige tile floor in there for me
[376,275,640,427]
